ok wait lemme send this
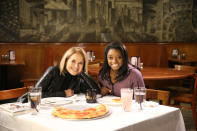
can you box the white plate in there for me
[97,96,122,106]
[143,101,159,107]
[42,97,72,106]
[59,104,111,120]
[66,94,102,102]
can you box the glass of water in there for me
[28,87,42,111]
[134,87,146,109]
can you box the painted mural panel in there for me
[0,0,197,42]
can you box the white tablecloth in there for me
[0,95,186,131]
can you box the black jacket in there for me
[36,66,100,98]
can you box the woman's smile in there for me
[66,52,84,76]
[107,49,123,71]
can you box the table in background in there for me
[168,58,197,67]
[0,61,25,90]
[88,66,194,80]
[0,96,186,131]
[141,67,194,80]
[88,66,195,90]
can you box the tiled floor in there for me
[181,108,196,131]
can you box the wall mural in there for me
[0,0,197,42]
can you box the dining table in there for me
[88,66,195,80]
[140,67,194,80]
[0,94,186,131]
[168,57,197,66]
[0,60,25,90]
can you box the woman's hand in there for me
[101,87,111,96]
[65,89,74,97]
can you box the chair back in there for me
[170,73,197,129]
[88,63,100,69]
[20,78,38,87]
[192,73,197,130]
[0,87,29,101]
[146,89,170,105]
[192,74,197,102]
[175,65,196,91]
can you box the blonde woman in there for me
[36,47,100,98]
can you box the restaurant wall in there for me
[1,43,197,89]
[0,44,45,89]
[0,0,197,43]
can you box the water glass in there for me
[134,87,146,104]
[121,88,133,112]
[1,54,9,62]
[28,87,42,110]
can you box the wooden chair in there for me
[88,63,100,68]
[146,89,170,105]
[170,73,197,129]
[0,87,30,101]
[20,78,38,87]
[174,65,196,93]
[159,65,196,93]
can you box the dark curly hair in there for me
[99,41,130,82]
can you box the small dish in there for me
[143,101,159,107]
[42,97,72,106]
[97,96,122,106]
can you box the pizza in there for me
[52,104,108,119]
[112,98,121,103]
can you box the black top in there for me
[36,66,100,98]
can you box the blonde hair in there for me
[59,47,88,75]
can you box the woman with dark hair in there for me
[98,41,144,97]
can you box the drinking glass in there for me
[90,55,95,61]
[85,89,97,103]
[28,87,42,111]
[1,54,9,62]
[121,88,133,112]
[134,87,146,109]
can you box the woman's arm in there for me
[131,69,145,88]
[98,75,111,96]
[36,66,54,88]
[18,66,57,102]
[79,72,101,93]
[36,66,65,98]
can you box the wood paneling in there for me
[165,43,197,63]
[0,44,45,89]
[0,43,197,89]
[139,45,168,67]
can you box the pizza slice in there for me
[112,98,121,103]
